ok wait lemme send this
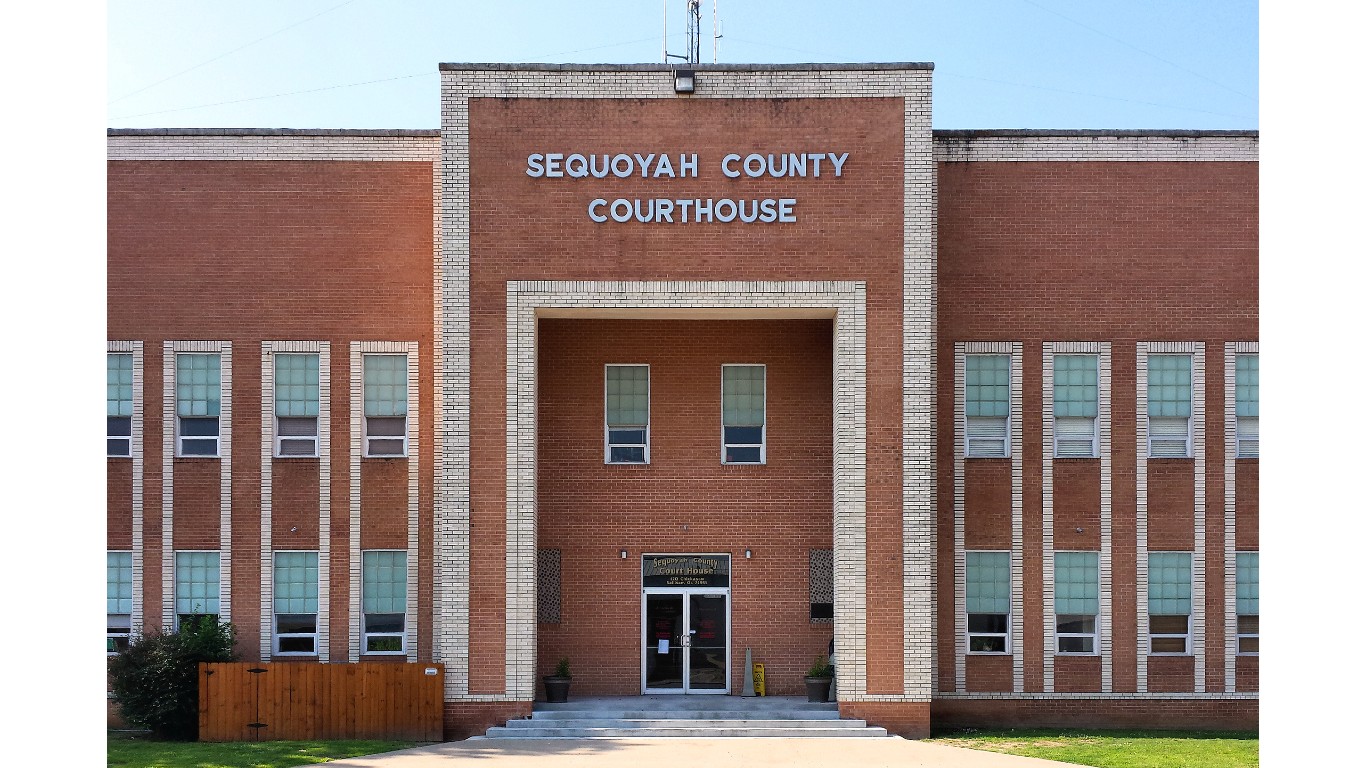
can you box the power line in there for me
[109,71,434,121]
[940,71,1255,122]
[108,0,363,105]
[1017,0,1256,102]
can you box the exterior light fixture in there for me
[744,548,752,559]
[620,549,628,559]
[674,69,695,94]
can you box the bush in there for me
[108,616,236,740]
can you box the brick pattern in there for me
[1224,341,1257,691]
[1135,341,1205,693]
[109,341,145,637]
[259,341,331,661]
[348,342,420,662]
[161,341,232,627]
[107,134,439,161]
[933,134,1258,162]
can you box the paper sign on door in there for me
[657,639,669,654]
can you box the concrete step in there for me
[506,718,867,729]
[484,724,890,738]
[528,709,843,721]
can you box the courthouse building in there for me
[106,63,1258,738]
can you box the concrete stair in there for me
[482,695,889,738]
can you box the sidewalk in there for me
[325,737,1080,768]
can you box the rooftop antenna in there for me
[713,0,722,64]
[664,0,702,64]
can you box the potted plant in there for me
[543,657,572,703]
[804,655,833,703]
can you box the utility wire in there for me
[1017,0,1256,102]
[108,0,362,105]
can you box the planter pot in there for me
[804,676,832,703]
[543,675,571,703]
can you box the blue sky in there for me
[107,0,1258,129]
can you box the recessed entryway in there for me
[642,554,730,694]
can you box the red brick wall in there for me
[936,161,1258,696]
[933,697,1256,731]
[468,97,907,695]
[536,318,834,696]
[108,160,434,660]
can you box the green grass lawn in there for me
[927,728,1258,768]
[108,733,421,768]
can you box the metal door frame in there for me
[641,585,731,694]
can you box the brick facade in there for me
[107,64,1257,739]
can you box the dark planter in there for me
[543,675,571,703]
[804,676,832,703]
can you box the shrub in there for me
[108,616,236,740]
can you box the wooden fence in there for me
[198,662,444,742]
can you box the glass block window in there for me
[175,551,220,625]
[1147,551,1191,654]
[275,353,319,458]
[364,354,408,457]
[809,549,834,622]
[362,550,407,653]
[1237,552,1259,654]
[1147,354,1191,458]
[1236,354,1259,458]
[966,355,1010,457]
[1053,354,1098,458]
[107,551,133,654]
[537,549,561,624]
[1054,551,1099,654]
[176,353,220,457]
[273,551,319,655]
[108,353,134,457]
[605,365,649,463]
[722,365,765,464]
[966,551,1010,653]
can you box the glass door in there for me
[642,589,729,693]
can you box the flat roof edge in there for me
[438,62,934,72]
[934,129,1258,138]
[108,128,440,137]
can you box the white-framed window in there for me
[1236,551,1259,655]
[966,550,1011,653]
[1235,354,1258,458]
[721,364,765,464]
[1148,551,1192,654]
[275,353,320,458]
[1054,551,1099,654]
[1054,354,1098,458]
[363,354,408,458]
[174,551,220,628]
[966,355,1010,457]
[604,364,649,463]
[1147,354,1192,458]
[107,551,133,654]
[273,551,319,656]
[176,353,221,457]
[362,550,407,654]
[108,353,134,457]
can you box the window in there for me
[809,549,834,622]
[1148,551,1192,654]
[604,365,649,463]
[721,364,765,464]
[108,353,134,457]
[176,353,221,457]
[1147,354,1191,458]
[1237,552,1259,655]
[362,550,406,654]
[1054,551,1099,654]
[966,355,1010,457]
[107,551,132,654]
[275,353,319,458]
[1054,354,1098,458]
[966,551,1010,653]
[175,551,220,628]
[273,551,319,655]
[364,354,407,457]
[1236,354,1258,458]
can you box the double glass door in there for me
[642,589,729,693]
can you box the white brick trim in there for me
[1225,341,1256,690]
[933,134,1257,162]
[107,134,440,161]
[110,341,144,637]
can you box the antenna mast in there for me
[664,0,703,65]
[713,0,722,63]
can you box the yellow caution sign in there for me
[752,662,766,697]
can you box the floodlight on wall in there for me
[620,549,628,559]
[674,69,695,93]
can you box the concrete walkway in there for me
[325,737,1079,767]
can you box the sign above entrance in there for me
[642,555,731,588]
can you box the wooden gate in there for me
[198,662,444,741]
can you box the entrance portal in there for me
[641,555,730,694]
